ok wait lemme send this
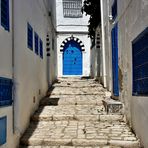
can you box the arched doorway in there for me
[61,37,84,75]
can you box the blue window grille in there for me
[27,23,33,50]
[39,39,43,59]
[112,0,117,20]
[1,0,9,31]
[0,116,7,145]
[0,77,13,107]
[34,32,39,55]
[132,27,148,96]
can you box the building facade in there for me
[99,0,148,147]
[0,0,57,147]
[55,0,91,77]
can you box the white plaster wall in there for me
[0,0,14,148]
[55,0,89,32]
[104,0,148,147]
[90,46,97,78]
[57,34,90,77]
[12,0,55,147]
[117,0,148,147]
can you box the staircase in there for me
[20,78,140,148]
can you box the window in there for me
[63,0,82,18]
[112,0,117,20]
[0,77,13,107]
[34,32,39,55]
[0,116,7,145]
[1,0,9,31]
[132,27,148,96]
[52,38,54,50]
[27,23,33,50]
[39,39,43,58]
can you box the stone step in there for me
[20,146,123,148]
[31,105,124,122]
[102,98,124,114]
[40,95,104,106]
[57,78,95,82]
[20,121,140,147]
[52,83,103,88]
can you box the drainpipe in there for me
[100,0,107,88]
[12,0,15,133]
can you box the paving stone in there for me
[20,78,141,148]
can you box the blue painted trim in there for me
[0,116,7,145]
[111,23,119,96]
[39,39,43,59]
[27,23,33,50]
[132,27,148,96]
[0,77,13,107]
[34,32,39,55]
[112,0,117,20]
[1,0,9,31]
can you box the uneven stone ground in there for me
[20,78,141,148]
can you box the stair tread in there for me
[20,78,140,147]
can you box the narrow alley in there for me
[20,78,140,148]
[0,0,148,147]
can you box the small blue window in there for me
[1,0,9,31]
[0,77,13,107]
[39,39,43,59]
[34,32,39,55]
[27,23,33,50]
[112,0,117,20]
[132,27,148,96]
[0,116,7,145]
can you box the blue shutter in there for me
[1,0,9,31]
[39,39,43,59]
[132,27,148,95]
[112,23,119,96]
[112,0,117,20]
[27,23,33,50]
[0,77,13,107]
[35,32,39,55]
[0,116,7,145]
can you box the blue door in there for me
[63,40,82,75]
[111,23,119,96]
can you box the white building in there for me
[99,0,148,147]
[55,0,91,77]
[0,0,57,147]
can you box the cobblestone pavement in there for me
[20,78,141,148]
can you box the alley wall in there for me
[0,0,57,147]
[101,0,148,147]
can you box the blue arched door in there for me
[63,40,82,75]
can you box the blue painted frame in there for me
[132,27,148,96]
[0,77,13,107]
[63,40,82,75]
[27,23,33,50]
[39,39,43,59]
[111,23,119,96]
[1,0,9,31]
[34,32,39,55]
[112,0,117,20]
[0,116,7,145]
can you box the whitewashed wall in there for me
[12,0,55,147]
[0,0,14,148]
[117,0,148,147]
[55,0,91,77]
[102,0,148,147]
